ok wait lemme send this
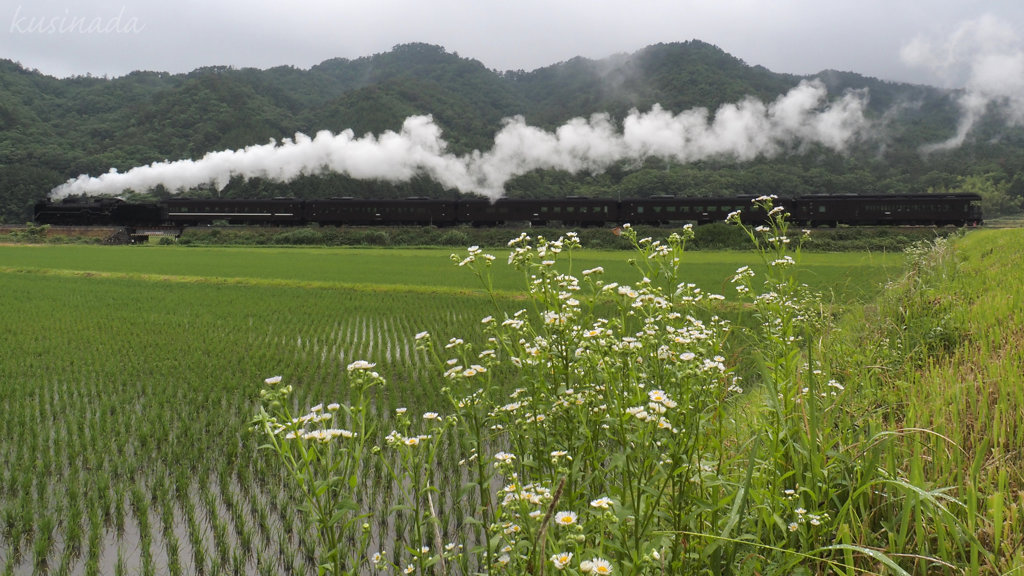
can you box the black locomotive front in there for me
[34,198,119,225]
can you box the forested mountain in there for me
[2,40,1023,222]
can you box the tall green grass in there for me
[834,229,1024,574]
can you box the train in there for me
[34,193,984,231]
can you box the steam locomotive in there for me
[34,193,984,230]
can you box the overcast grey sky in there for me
[2,0,1022,87]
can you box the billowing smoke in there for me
[50,79,869,200]
[902,13,1024,152]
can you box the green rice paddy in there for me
[0,245,900,300]
[0,243,903,575]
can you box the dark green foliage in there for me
[270,227,324,245]
[3,41,1024,222]
[171,222,948,251]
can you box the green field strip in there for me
[0,264,527,299]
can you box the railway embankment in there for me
[0,224,123,242]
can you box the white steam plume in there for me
[902,14,1024,152]
[50,79,869,200]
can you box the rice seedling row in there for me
[0,263,502,575]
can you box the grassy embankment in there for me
[833,228,1024,573]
